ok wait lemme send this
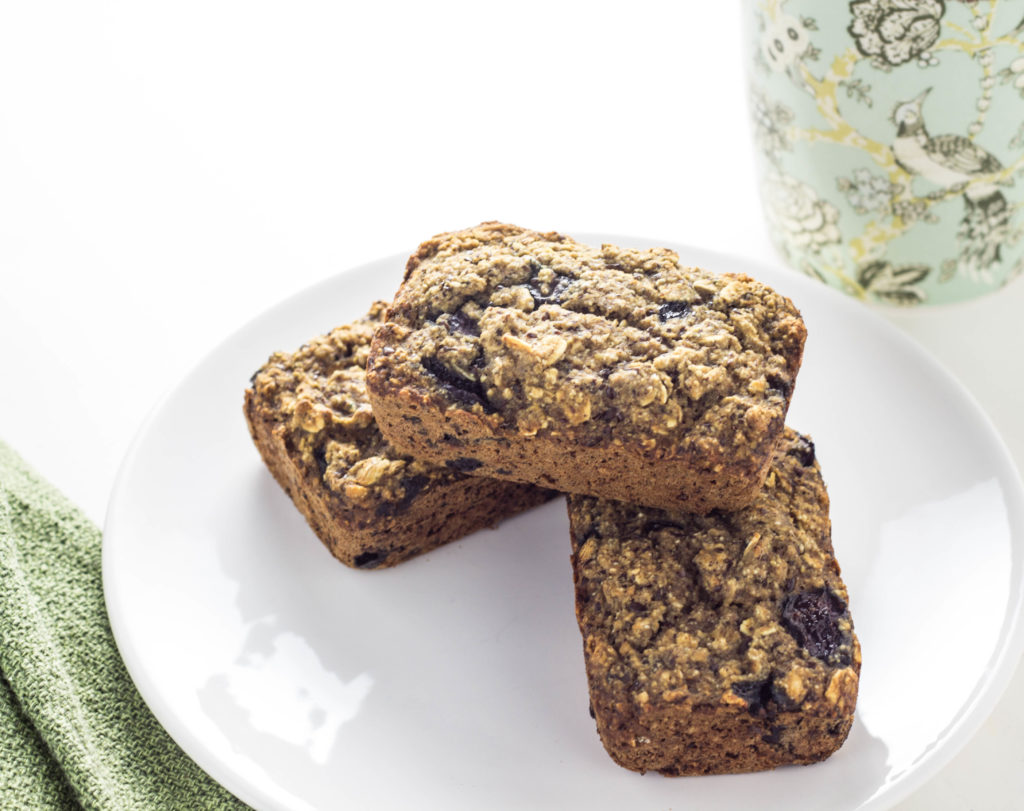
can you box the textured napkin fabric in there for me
[0,441,249,810]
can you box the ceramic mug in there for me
[745,0,1024,305]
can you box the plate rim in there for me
[102,235,1024,811]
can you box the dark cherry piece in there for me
[781,588,846,661]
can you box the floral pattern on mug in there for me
[848,0,945,68]
[747,0,1024,304]
[837,168,903,215]
[857,258,931,304]
[750,89,795,162]
[762,172,842,253]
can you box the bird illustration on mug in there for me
[891,87,1012,278]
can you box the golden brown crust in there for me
[367,223,806,513]
[568,429,860,775]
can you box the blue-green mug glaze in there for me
[746,0,1024,305]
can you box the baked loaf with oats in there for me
[568,429,859,775]
[365,222,806,513]
[244,302,554,570]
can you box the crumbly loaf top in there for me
[569,429,859,718]
[372,222,806,455]
[247,303,459,516]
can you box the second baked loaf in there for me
[568,429,860,775]
[245,302,554,570]
[366,222,807,513]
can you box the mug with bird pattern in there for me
[746,0,1024,305]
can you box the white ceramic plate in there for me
[104,238,1024,811]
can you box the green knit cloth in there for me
[0,441,250,810]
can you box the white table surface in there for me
[2,3,1022,809]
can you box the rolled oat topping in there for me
[569,429,859,715]
[376,223,806,457]
[248,302,454,513]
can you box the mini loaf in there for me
[568,429,860,775]
[365,222,806,513]
[244,302,554,570]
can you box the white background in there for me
[2,2,1023,809]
